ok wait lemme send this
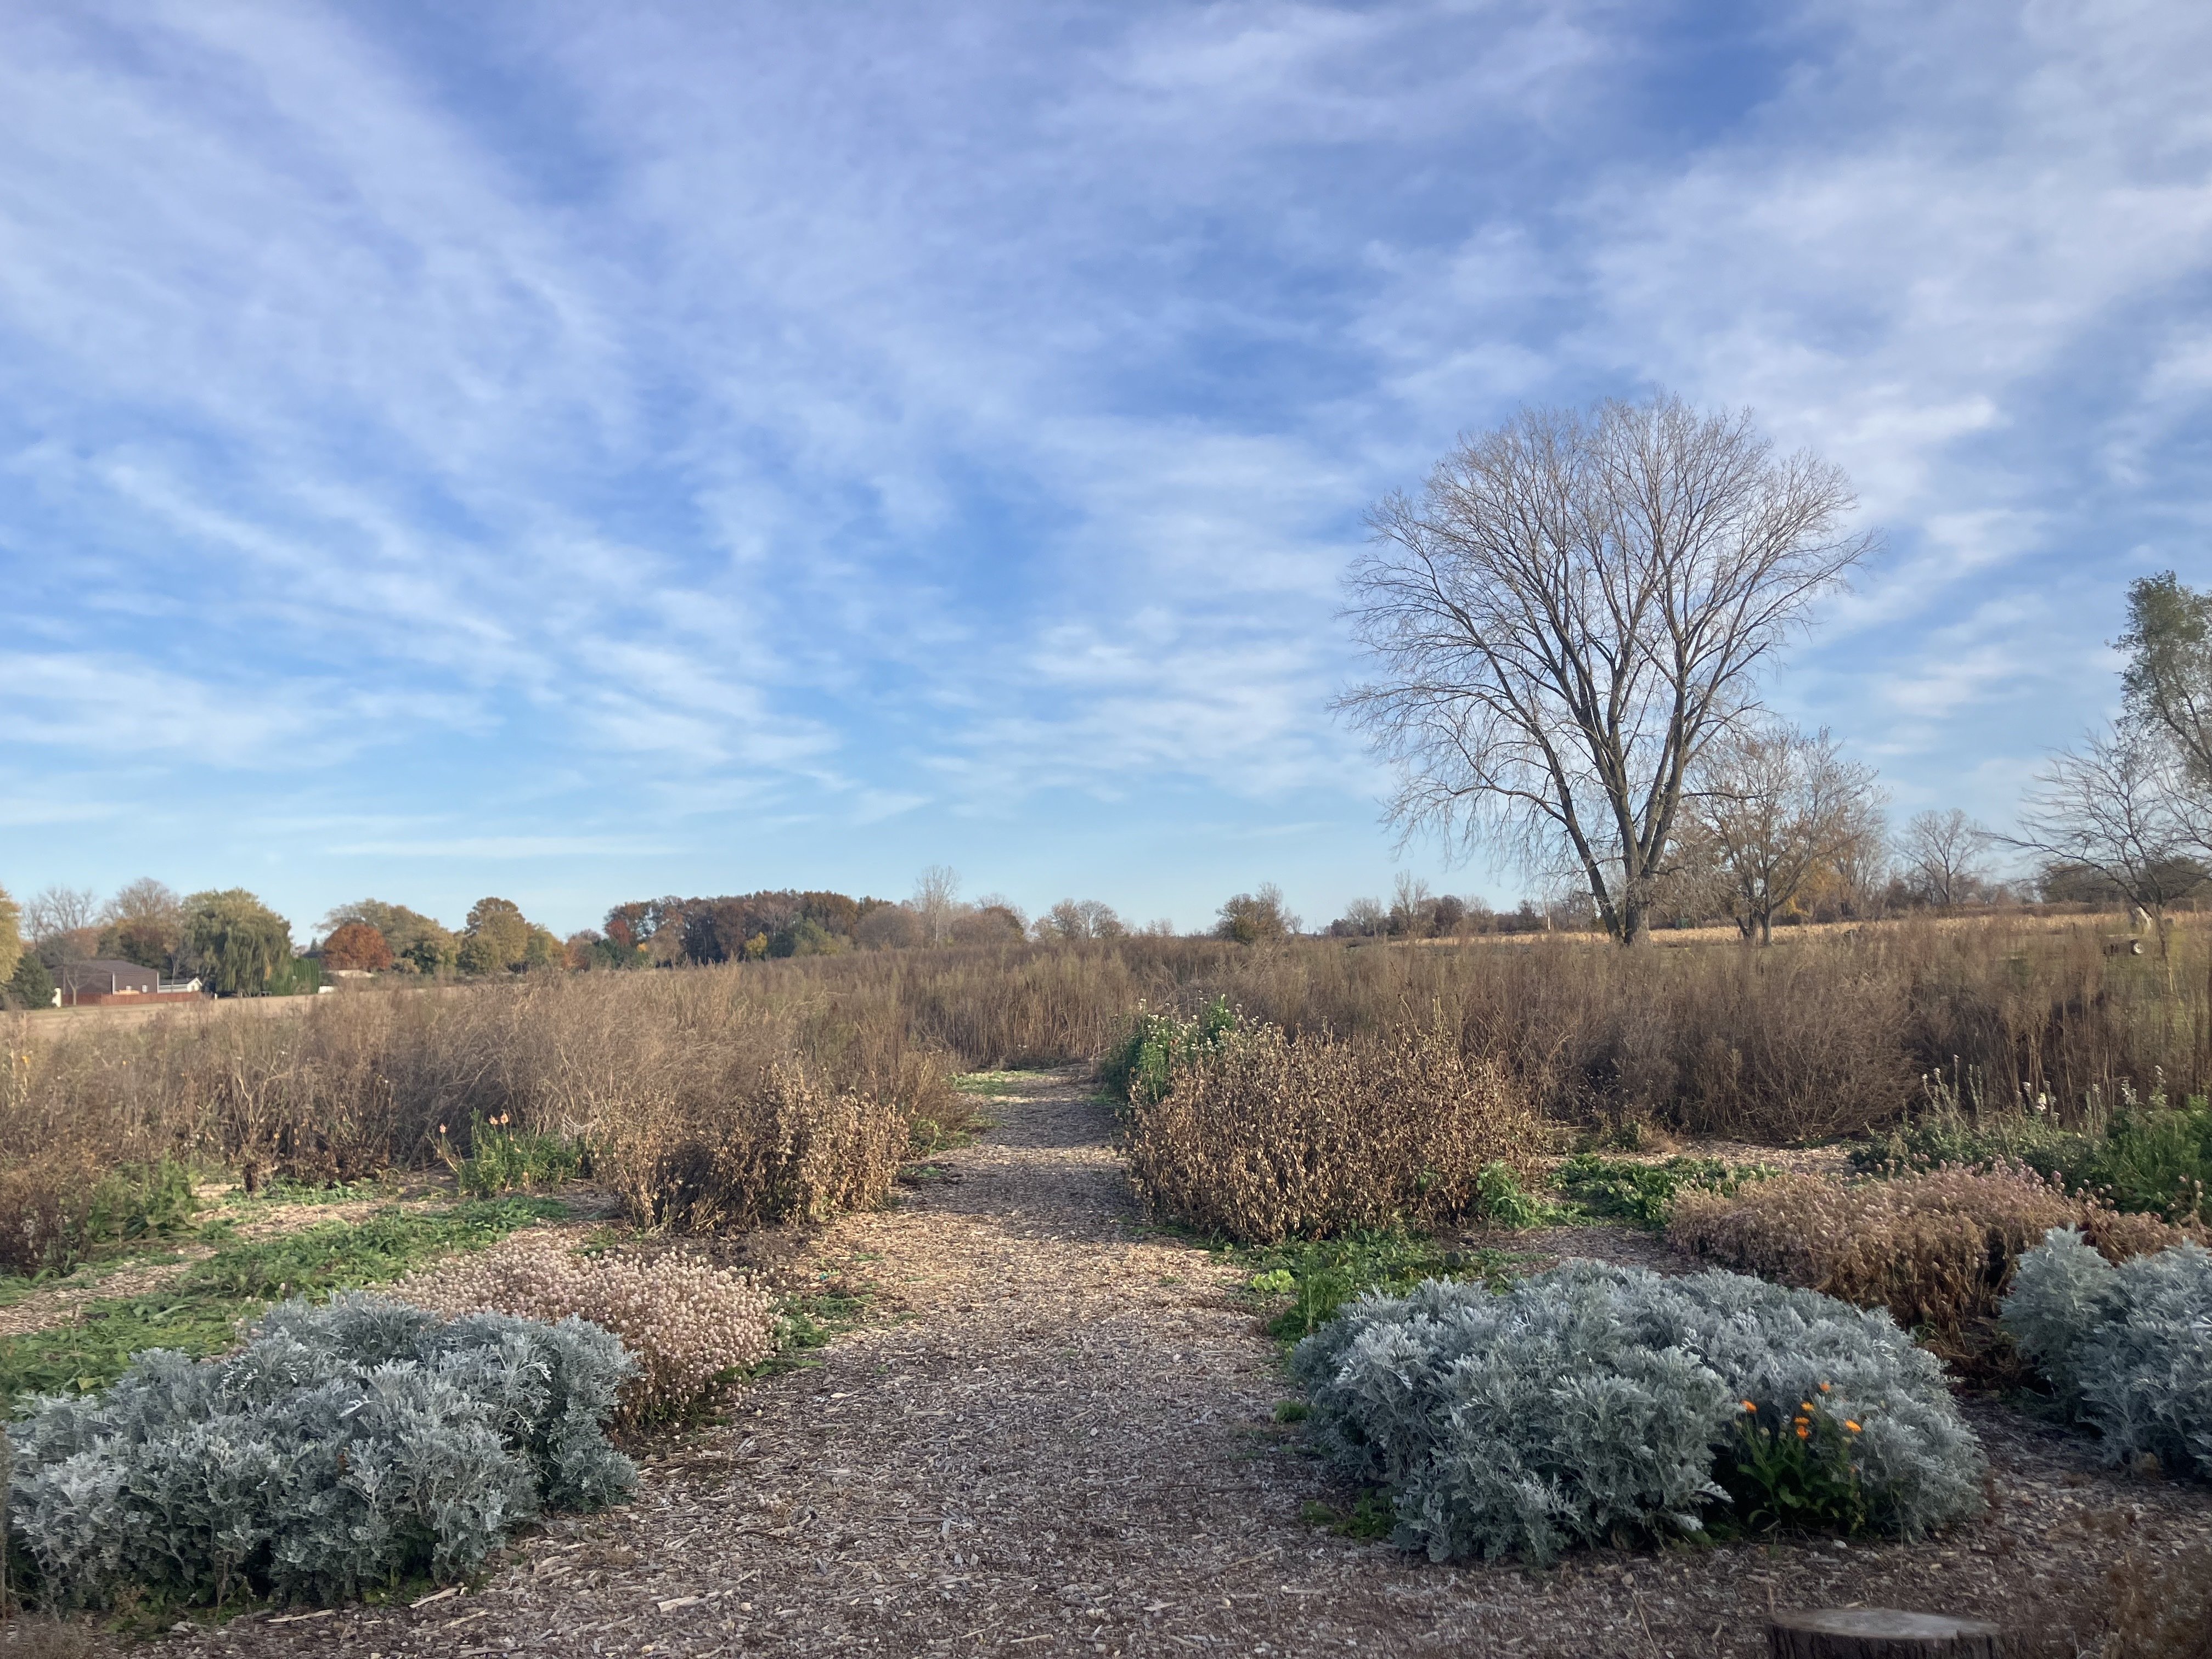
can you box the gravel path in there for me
[173,1071,2212,1658]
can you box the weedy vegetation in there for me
[1,1199,563,1402]
[1235,1231,1528,1343]
[1122,1015,1548,1243]
[1860,1075,2212,1223]
[391,1233,776,1425]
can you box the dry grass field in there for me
[51,1073,2198,1659]
[7,919,2212,1655]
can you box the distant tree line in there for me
[570,871,1181,969]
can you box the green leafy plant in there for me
[80,1160,199,1252]
[1714,1393,1871,1537]
[1552,1153,1778,1226]
[1098,997,1239,1106]
[1237,1229,1522,1344]
[437,1113,586,1198]
[1474,1161,1558,1228]
[1301,1490,1395,1540]
[2,1199,564,1403]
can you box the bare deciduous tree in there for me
[1032,899,1125,941]
[2012,720,2210,945]
[1680,723,1885,944]
[1334,896,1387,936]
[1340,394,1872,944]
[1899,809,1992,911]
[25,885,98,942]
[911,865,961,947]
[1389,873,1434,936]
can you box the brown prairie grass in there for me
[1670,1164,2205,1351]
[8,911,2211,1266]
[1123,1018,1550,1243]
[1,970,958,1271]
[0,1617,101,1659]
[734,913,2212,1141]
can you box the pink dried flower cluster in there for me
[394,1235,776,1423]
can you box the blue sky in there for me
[4,0,2210,938]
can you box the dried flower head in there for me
[395,1234,775,1425]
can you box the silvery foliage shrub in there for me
[2002,1226,2212,1479]
[1291,1261,1984,1563]
[5,1293,636,1609]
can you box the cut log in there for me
[1771,1609,2000,1659]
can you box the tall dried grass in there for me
[1,971,953,1268]
[1124,1018,1549,1243]
[9,913,2210,1264]
[741,915,2212,1139]
[2100,1543,2212,1659]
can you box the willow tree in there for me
[2121,571,2212,791]
[1339,396,1871,944]
[183,889,294,995]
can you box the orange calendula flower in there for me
[1800,1402,1815,1412]
[1844,1421,1862,1432]
[1741,1400,1757,1412]
[1796,1425,1810,1439]
[1818,1383,1832,1393]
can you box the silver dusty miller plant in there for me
[1290,1260,1985,1563]
[4,1292,636,1609]
[2004,1225,2212,1480]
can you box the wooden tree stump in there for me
[1771,1609,2000,1659]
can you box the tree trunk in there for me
[1770,1609,1999,1659]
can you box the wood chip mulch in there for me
[123,1074,2212,1657]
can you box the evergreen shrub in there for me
[2002,1227,2212,1480]
[1290,1261,1984,1563]
[4,1294,635,1609]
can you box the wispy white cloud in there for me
[4,0,2211,924]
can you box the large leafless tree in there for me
[1339,396,1872,944]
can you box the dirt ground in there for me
[100,1073,2212,1656]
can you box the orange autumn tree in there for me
[321,920,396,972]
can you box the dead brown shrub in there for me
[392,1233,776,1424]
[590,1062,905,1232]
[1124,1018,1549,1243]
[1671,1164,2204,1339]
